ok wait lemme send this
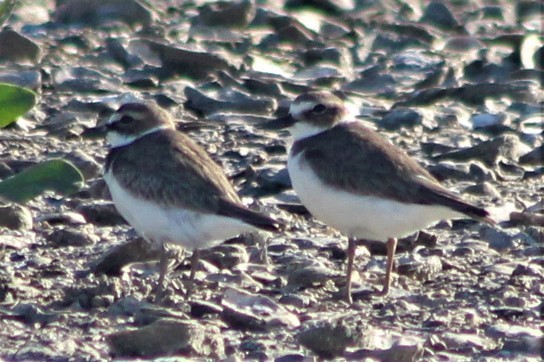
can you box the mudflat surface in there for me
[0,1,542,361]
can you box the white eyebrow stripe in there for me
[290,101,316,116]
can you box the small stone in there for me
[379,109,422,130]
[200,244,249,269]
[421,1,459,29]
[463,182,500,197]
[190,300,223,318]
[92,238,160,276]
[298,319,362,359]
[480,227,532,251]
[195,0,256,28]
[76,201,126,226]
[287,265,339,289]
[0,70,41,90]
[519,145,544,165]
[107,319,225,358]
[54,0,153,27]
[0,204,33,230]
[509,211,544,227]
[470,113,506,129]
[128,39,233,80]
[221,288,300,331]
[0,28,41,64]
[397,254,442,283]
[47,226,98,247]
[434,134,530,166]
[184,87,275,116]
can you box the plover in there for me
[264,91,493,302]
[89,101,280,299]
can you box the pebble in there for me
[91,237,160,276]
[379,109,422,130]
[0,28,41,64]
[76,201,126,226]
[47,226,98,247]
[221,288,300,331]
[421,1,459,30]
[128,39,233,80]
[107,319,225,358]
[195,0,256,28]
[0,70,41,90]
[54,0,153,27]
[200,243,249,269]
[297,319,363,359]
[0,204,33,230]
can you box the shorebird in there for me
[89,101,280,299]
[264,91,493,302]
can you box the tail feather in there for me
[217,200,282,232]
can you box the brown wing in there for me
[108,130,242,212]
[297,122,490,220]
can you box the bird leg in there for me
[380,237,398,296]
[185,249,200,299]
[154,243,169,301]
[345,237,357,304]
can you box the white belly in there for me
[287,153,461,242]
[104,171,254,250]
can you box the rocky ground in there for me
[0,0,543,361]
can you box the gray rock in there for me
[463,182,500,197]
[348,343,424,362]
[76,201,126,226]
[184,87,276,116]
[0,28,41,64]
[480,226,533,251]
[92,237,160,276]
[52,67,122,93]
[298,319,363,358]
[0,70,41,90]
[509,211,544,227]
[200,243,249,269]
[54,0,153,27]
[379,109,422,130]
[397,254,442,283]
[433,134,530,166]
[421,1,459,29]
[107,319,225,358]
[0,204,32,230]
[190,300,223,318]
[470,113,506,129]
[287,264,339,289]
[47,226,98,247]
[221,288,299,331]
[195,0,256,28]
[128,39,234,80]
[440,332,494,351]
[519,144,543,165]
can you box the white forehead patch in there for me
[289,101,317,117]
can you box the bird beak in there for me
[81,124,108,139]
[82,112,119,139]
[260,114,297,130]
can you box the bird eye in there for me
[312,104,327,114]
[119,115,133,124]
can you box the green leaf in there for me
[0,159,84,203]
[0,0,18,27]
[0,82,37,128]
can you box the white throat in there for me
[107,125,170,148]
[288,122,327,141]
[288,117,356,142]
